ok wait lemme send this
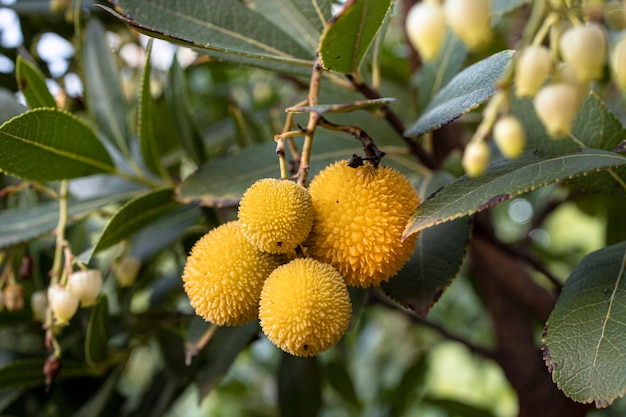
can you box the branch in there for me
[317,116,385,167]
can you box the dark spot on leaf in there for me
[18,79,27,90]
[426,186,444,201]
[477,194,510,212]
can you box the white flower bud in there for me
[4,284,24,312]
[515,46,552,97]
[444,0,492,51]
[611,36,626,92]
[559,23,607,82]
[31,290,48,322]
[462,140,490,177]
[534,83,580,138]
[68,270,102,307]
[115,256,141,288]
[493,115,525,159]
[48,284,79,326]
[553,62,590,104]
[406,1,447,61]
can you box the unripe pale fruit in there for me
[444,0,492,51]
[259,258,351,357]
[68,269,102,307]
[534,83,580,138]
[238,179,314,254]
[406,1,447,61]
[493,115,525,159]
[462,140,490,177]
[559,24,607,82]
[182,221,285,325]
[48,284,79,326]
[611,36,626,92]
[3,284,24,312]
[306,161,420,287]
[31,290,48,322]
[115,256,141,287]
[515,45,552,97]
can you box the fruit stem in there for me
[297,57,324,186]
[50,181,69,285]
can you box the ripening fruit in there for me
[462,140,490,177]
[259,258,351,357]
[611,36,626,92]
[3,284,24,312]
[515,45,552,97]
[48,284,79,326]
[238,178,314,254]
[406,1,447,61]
[182,221,285,325]
[306,161,420,287]
[444,0,492,51]
[534,83,580,138]
[559,24,607,83]
[31,290,48,322]
[492,115,525,159]
[68,269,102,307]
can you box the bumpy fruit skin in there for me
[559,24,607,83]
[444,0,492,51]
[462,140,490,177]
[259,258,351,357]
[239,178,314,254]
[493,115,525,159]
[611,36,626,92]
[534,83,579,138]
[515,45,552,97]
[182,221,285,325]
[406,1,447,61]
[306,161,420,287]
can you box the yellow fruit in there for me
[406,1,447,61]
[492,115,525,159]
[514,45,552,97]
[259,258,351,357]
[306,161,420,287]
[182,221,285,325]
[238,178,314,254]
[444,0,492,51]
[559,23,607,83]
[534,83,579,138]
[462,140,490,177]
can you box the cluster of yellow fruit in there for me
[182,160,420,357]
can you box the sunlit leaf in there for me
[16,56,56,109]
[318,0,393,74]
[278,353,322,417]
[543,241,626,408]
[0,108,115,182]
[403,148,626,237]
[405,50,514,137]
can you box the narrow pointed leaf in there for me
[278,353,322,417]
[0,359,93,390]
[102,0,317,74]
[286,98,397,114]
[324,361,361,409]
[543,241,626,407]
[83,19,131,156]
[403,148,626,237]
[91,187,181,257]
[0,108,115,181]
[383,173,471,318]
[319,0,393,74]
[85,295,110,368]
[138,40,168,179]
[0,190,138,250]
[16,56,56,109]
[405,50,514,137]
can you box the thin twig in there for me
[317,116,385,167]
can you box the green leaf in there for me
[278,353,322,417]
[0,108,115,182]
[403,148,626,237]
[195,322,259,399]
[389,355,428,415]
[405,50,514,137]
[324,361,361,409]
[318,0,393,74]
[286,98,397,114]
[83,19,131,156]
[543,241,626,408]
[0,191,138,250]
[176,135,361,207]
[512,92,626,193]
[101,0,318,75]
[0,359,93,390]
[423,397,497,417]
[383,173,471,318]
[137,40,167,180]
[16,56,57,109]
[0,88,27,124]
[167,57,205,166]
[90,187,181,257]
[73,365,123,417]
[85,295,110,369]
